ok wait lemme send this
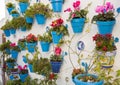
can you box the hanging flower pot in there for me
[11,10,19,18]
[25,16,33,24]
[96,21,116,35]
[51,31,63,44]
[26,42,37,53]
[50,0,63,12]
[11,50,19,59]
[19,73,28,82]
[19,2,29,13]
[7,7,14,14]
[28,64,33,72]
[6,62,15,68]
[10,28,16,35]
[3,29,11,37]
[71,18,85,33]
[50,61,62,73]
[35,14,46,24]
[5,48,11,54]
[6,3,15,14]
[23,56,27,63]
[40,41,50,52]
[73,74,104,85]
[20,26,26,32]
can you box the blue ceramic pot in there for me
[35,14,46,24]
[6,62,15,68]
[20,26,26,32]
[5,49,11,54]
[28,64,33,72]
[73,74,104,85]
[10,28,16,34]
[11,13,19,18]
[7,7,14,14]
[71,18,85,33]
[11,50,18,59]
[23,56,27,63]
[40,41,50,52]
[19,2,29,13]
[26,42,37,53]
[51,31,63,44]
[96,20,116,35]
[26,16,33,24]
[19,74,28,82]
[4,29,10,37]
[50,61,62,73]
[51,0,63,12]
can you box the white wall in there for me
[2,0,120,85]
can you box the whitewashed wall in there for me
[2,0,120,85]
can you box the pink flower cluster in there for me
[18,65,27,70]
[95,2,114,14]
[55,47,62,56]
[10,43,16,47]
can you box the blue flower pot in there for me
[28,64,33,72]
[20,26,26,32]
[40,41,50,52]
[10,28,16,34]
[51,31,63,44]
[19,2,29,13]
[19,74,28,82]
[50,61,62,73]
[23,56,27,63]
[26,17,33,24]
[51,0,63,12]
[6,62,15,68]
[96,21,116,35]
[73,74,104,85]
[11,50,18,59]
[4,29,10,37]
[5,49,11,54]
[26,42,37,53]
[11,13,19,18]
[71,18,85,33]
[7,7,14,14]
[35,14,46,24]
[9,75,14,80]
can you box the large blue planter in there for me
[71,18,85,33]
[19,74,28,82]
[10,28,16,34]
[19,2,29,13]
[11,50,18,59]
[28,64,33,72]
[26,17,33,24]
[40,41,50,52]
[96,21,116,35]
[20,26,26,32]
[26,42,37,53]
[7,7,14,14]
[4,29,10,37]
[11,13,19,18]
[35,14,46,24]
[51,31,63,44]
[73,74,104,85]
[6,62,15,68]
[51,0,63,12]
[50,61,62,73]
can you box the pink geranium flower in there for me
[55,47,62,56]
[73,1,80,9]
[10,43,16,47]
[64,8,72,12]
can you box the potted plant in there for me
[18,38,26,51]
[11,10,20,18]
[26,33,38,53]
[38,33,52,52]
[11,68,19,74]
[30,3,53,24]
[10,43,21,59]
[25,7,34,24]
[18,65,28,82]
[50,46,63,73]
[50,0,65,12]
[16,0,29,13]
[64,0,88,33]
[6,2,15,14]
[93,34,118,68]
[49,18,69,44]
[6,58,15,69]
[92,2,115,34]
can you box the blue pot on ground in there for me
[73,74,104,85]
[6,62,15,68]
[71,18,85,33]
[51,0,63,12]
[40,41,50,52]
[26,17,33,24]
[51,31,63,44]
[50,61,62,73]
[11,50,18,59]
[26,42,37,53]
[19,74,28,82]
[96,20,116,35]
[19,2,29,13]
[20,26,26,32]
[28,64,33,72]
[11,13,19,18]
[10,28,16,34]
[7,7,14,14]
[4,29,10,37]
[35,14,46,24]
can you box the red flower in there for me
[64,8,72,12]
[10,43,16,47]
[73,1,80,9]
[105,34,112,39]
[102,46,107,51]
[49,73,54,80]
[55,47,62,55]
[97,42,102,47]
[26,33,37,42]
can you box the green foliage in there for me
[1,21,12,30]
[50,54,62,62]
[20,69,28,74]
[6,3,15,8]
[92,11,115,22]
[6,58,15,63]
[39,79,57,85]
[11,10,19,14]
[16,0,29,3]
[18,38,26,50]
[0,40,11,52]
[25,8,34,18]
[10,45,21,52]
